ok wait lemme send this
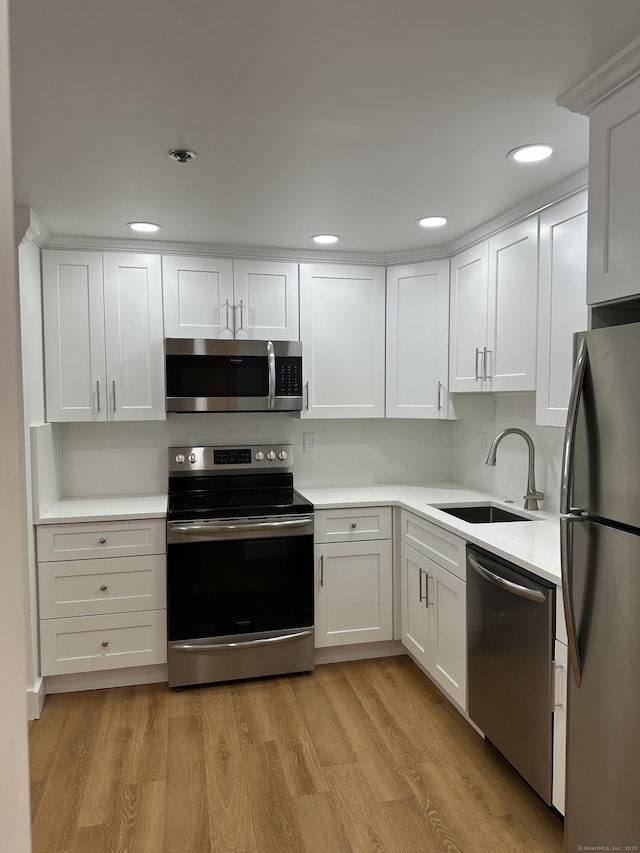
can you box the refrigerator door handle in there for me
[560,515,583,687]
[560,335,588,515]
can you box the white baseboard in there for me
[26,676,46,720]
[44,663,168,695]
[314,640,405,665]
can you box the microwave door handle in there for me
[267,340,276,409]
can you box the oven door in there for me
[166,515,314,687]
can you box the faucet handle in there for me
[523,490,544,510]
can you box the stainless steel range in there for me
[166,444,314,688]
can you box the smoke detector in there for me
[168,148,198,164]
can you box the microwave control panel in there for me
[277,358,302,396]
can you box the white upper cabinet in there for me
[386,260,450,418]
[586,74,640,305]
[43,250,165,422]
[449,219,538,393]
[536,191,588,427]
[163,256,299,340]
[299,263,385,418]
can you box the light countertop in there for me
[35,493,168,524]
[298,481,561,585]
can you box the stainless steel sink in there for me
[434,504,534,523]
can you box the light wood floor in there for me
[29,656,563,853]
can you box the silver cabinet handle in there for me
[112,379,117,413]
[99,537,107,544]
[100,584,108,592]
[468,552,546,603]
[224,298,231,333]
[101,640,109,648]
[239,299,245,332]
[475,348,482,382]
[304,381,310,410]
[560,336,588,515]
[553,661,566,709]
[419,568,426,603]
[320,554,324,587]
[266,340,276,409]
[96,380,101,413]
[351,521,357,529]
[483,347,492,380]
[437,380,444,411]
[172,630,313,653]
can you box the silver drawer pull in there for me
[351,521,357,529]
[101,640,109,648]
[100,584,108,592]
[99,537,107,544]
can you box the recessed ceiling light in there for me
[310,234,340,245]
[507,144,554,163]
[417,216,448,228]
[168,148,198,164]
[127,222,162,233]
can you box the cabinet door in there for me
[386,261,450,418]
[487,218,539,392]
[42,250,107,422]
[449,243,489,392]
[428,561,467,709]
[300,264,385,417]
[536,192,588,426]
[587,75,640,304]
[552,639,568,816]
[232,260,299,340]
[103,253,165,421]
[400,543,429,667]
[162,255,234,338]
[315,540,392,647]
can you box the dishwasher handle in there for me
[468,552,546,603]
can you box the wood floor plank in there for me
[323,762,391,852]
[292,791,354,853]
[125,683,169,784]
[376,794,466,853]
[28,692,77,784]
[201,685,258,852]
[114,780,167,853]
[243,740,307,853]
[164,713,211,853]
[315,663,413,803]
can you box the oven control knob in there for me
[266,450,276,461]
[255,451,265,461]
[175,453,185,464]
[278,450,288,461]
[188,453,197,463]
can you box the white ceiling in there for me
[8,0,640,257]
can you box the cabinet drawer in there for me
[38,555,166,618]
[314,507,392,542]
[400,511,466,580]
[37,518,166,561]
[40,610,167,676]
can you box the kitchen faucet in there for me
[485,428,544,510]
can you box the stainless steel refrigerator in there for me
[561,322,640,851]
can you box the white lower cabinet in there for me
[400,511,467,709]
[37,518,167,676]
[314,507,393,647]
[553,639,568,815]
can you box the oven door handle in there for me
[169,516,314,535]
[172,630,313,652]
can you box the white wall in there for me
[450,393,565,512]
[59,416,452,496]
[0,0,34,847]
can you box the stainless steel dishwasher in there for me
[467,546,555,804]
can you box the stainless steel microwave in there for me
[165,338,303,413]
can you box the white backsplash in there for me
[57,398,564,511]
[449,394,565,513]
[60,415,452,496]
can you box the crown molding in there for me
[43,234,388,265]
[558,35,640,115]
[14,206,50,248]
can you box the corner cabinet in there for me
[449,218,538,393]
[400,511,467,709]
[536,191,588,426]
[586,74,640,304]
[43,250,165,422]
[299,264,386,418]
[314,507,393,647]
[162,256,299,340]
[386,260,450,418]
